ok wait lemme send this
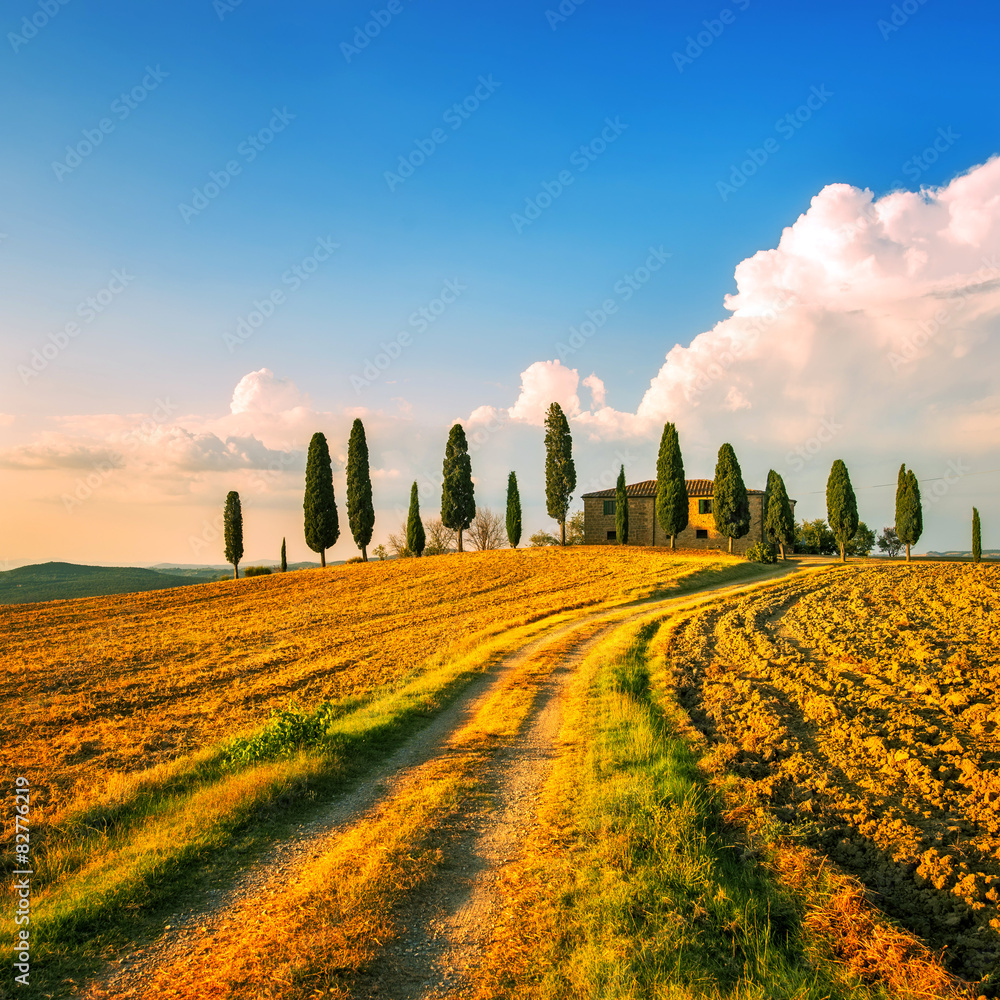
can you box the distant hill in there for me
[150,561,323,582]
[0,560,331,605]
[0,562,201,605]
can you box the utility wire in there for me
[798,468,1000,495]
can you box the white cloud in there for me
[481,157,1000,467]
[230,368,311,416]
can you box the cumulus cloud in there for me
[230,368,311,417]
[479,158,1000,467]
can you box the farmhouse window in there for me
[698,499,713,514]
[603,500,616,515]
[606,530,617,540]
[696,529,708,539]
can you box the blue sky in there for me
[2,0,999,562]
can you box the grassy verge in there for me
[474,615,913,998]
[122,608,601,998]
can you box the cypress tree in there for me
[615,465,629,544]
[280,537,287,572]
[506,471,522,549]
[224,491,243,580]
[764,470,795,560]
[544,402,576,545]
[655,422,688,549]
[346,418,375,561]
[303,431,339,568]
[406,481,426,557]
[441,423,476,552]
[894,465,923,562]
[972,507,982,564]
[826,459,859,562]
[712,444,751,554]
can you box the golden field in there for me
[3,546,725,821]
[661,563,1000,985]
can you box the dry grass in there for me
[113,610,607,998]
[3,546,726,822]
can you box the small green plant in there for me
[244,566,272,577]
[745,541,777,564]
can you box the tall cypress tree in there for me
[615,465,629,545]
[655,422,688,549]
[280,537,287,572]
[224,490,243,580]
[972,507,982,564]
[713,444,750,554]
[441,423,476,552]
[764,469,795,560]
[826,459,859,563]
[346,418,375,561]
[895,464,923,563]
[544,402,576,545]
[303,431,339,568]
[506,471,522,549]
[406,481,426,557]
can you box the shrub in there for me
[244,566,272,577]
[345,556,364,564]
[745,541,776,564]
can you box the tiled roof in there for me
[582,478,766,499]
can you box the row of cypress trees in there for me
[231,404,955,571]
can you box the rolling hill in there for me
[0,561,201,604]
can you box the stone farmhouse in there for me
[581,478,795,554]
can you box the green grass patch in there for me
[483,615,893,998]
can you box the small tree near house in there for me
[764,469,795,560]
[656,422,688,549]
[712,443,750,554]
[615,465,629,544]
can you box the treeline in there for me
[216,408,985,578]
